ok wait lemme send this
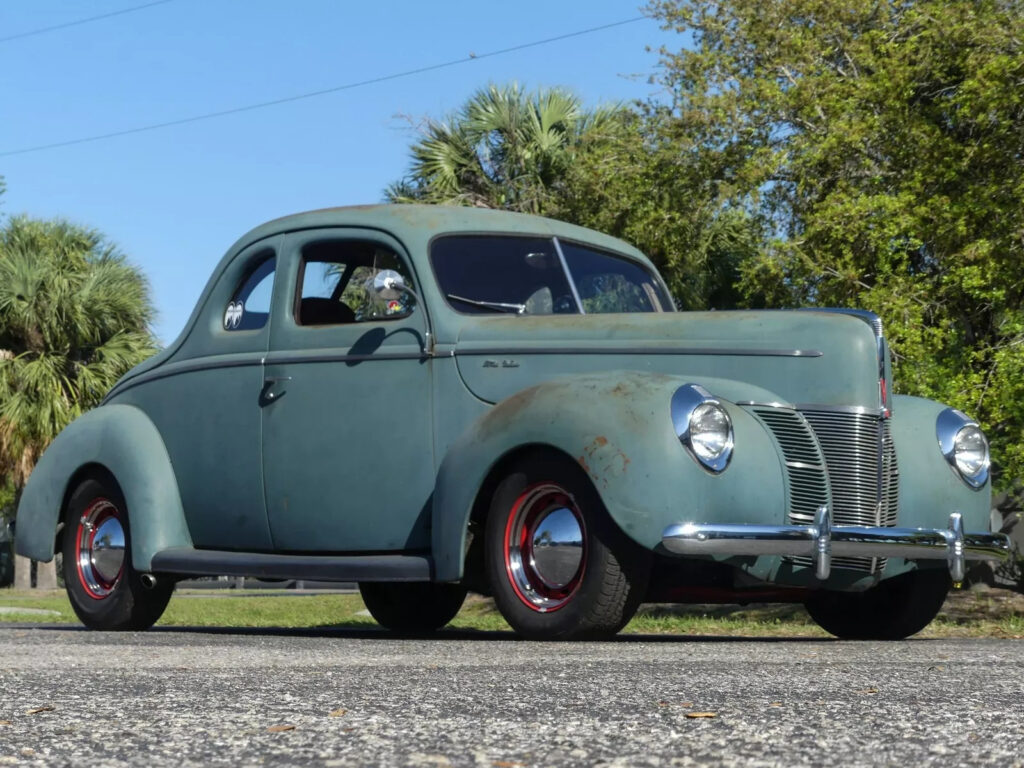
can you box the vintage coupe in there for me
[16,205,1011,639]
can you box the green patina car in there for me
[15,205,1011,639]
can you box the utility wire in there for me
[0,0,176,44]
[0,15,646,158]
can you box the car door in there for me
[261,228,434,552]
[117,237,279,550]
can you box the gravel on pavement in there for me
[0,626,1022,767]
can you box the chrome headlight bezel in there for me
[671,384,734,473]
[936,407,990,489]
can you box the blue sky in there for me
[1,1,678,343]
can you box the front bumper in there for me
[662,508,1011,583]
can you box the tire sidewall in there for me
[358,582,467,633]
[806,569,950,640]
[485,455,646,639]
[61,476,161,630]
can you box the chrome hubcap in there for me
[76,499,125,599]
[530,507,585,588]
[504,483,587,612]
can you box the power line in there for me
[0,15,647,159]
[0,1,176,44]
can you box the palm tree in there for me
[386,83,620,214]
[0,216,157,589]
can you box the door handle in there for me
[261,376,292,404]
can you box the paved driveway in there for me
[1,627,1022,766]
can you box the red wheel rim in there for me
[503,483,587,613]
[75,498,126,599]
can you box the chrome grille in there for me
[754,407,900,574]
[753,409,829,525]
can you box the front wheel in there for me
[484,453,649,640]
[358,582,467,632]
[805,569,950,640]
[61,475,174,631]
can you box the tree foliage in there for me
[647,0,1024,487]
[386,83,619,214]
[0,216,158,490]
[544,110,760,309]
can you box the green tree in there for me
[0,216,157,588]
[648,0,1024,488]
[386,83,619,214]
[546,109,760,309]
[389,86,756,310]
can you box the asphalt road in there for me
[1,626,1022,767]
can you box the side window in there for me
[225,256,275,331]
[560,241,671,313]
[295,241,416,326]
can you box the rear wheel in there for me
[61,476,174,631]
[358,582,467,632]
[484,453,649,640]
[805,569,950,640]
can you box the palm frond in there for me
[0,215,157,482]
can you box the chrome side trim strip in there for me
[661,509,1010,582]
[264,351,427,366]
[104,353,267,402]
[456,346,823,358]
[106,350,430,401]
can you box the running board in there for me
[150,548,433,582]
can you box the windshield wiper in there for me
[446,294,526,315]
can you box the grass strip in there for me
[0,588,1021,638]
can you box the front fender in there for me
[890,395,991,532]
[432,371,788,581]
[15,404,192,570]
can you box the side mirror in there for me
[371,269,406,300]
[365,268,433,356]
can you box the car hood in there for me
[453,310,884,409]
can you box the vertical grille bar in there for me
[880,421,900,527]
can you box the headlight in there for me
[936,408,990,489]
[671,384,734,473]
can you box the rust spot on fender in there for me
[581,436,629,487]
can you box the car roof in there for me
[224,204,652,267]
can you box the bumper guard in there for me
[661,508,1012,583]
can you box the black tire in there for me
[61,476,174,631]
[359,582,467,632]
[805,569,950,640]
[484,452,650,640]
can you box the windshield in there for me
[431,235,672,315]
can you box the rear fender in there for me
[15,404,192,570]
